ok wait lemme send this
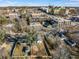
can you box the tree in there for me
[50,8,54,15]
[0,29,6,44]
[13,18,22,33]
[26,16,30,25]
[25,29,37,45]
[0,16,8,25]
[59,8,66,16]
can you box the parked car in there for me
[68,17,79,22]
[43,19,58,27]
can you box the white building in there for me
[41,7,49,13]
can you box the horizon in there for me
[0,5,79,8]
[0,0,79,7]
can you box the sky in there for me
[0,0,79,7]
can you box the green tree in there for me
[50,8,54,15]
[0,16,8,25]
[13,18,22,33]
[25,29,37,45]
[26,16,30,25]
[0,29,6,44]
